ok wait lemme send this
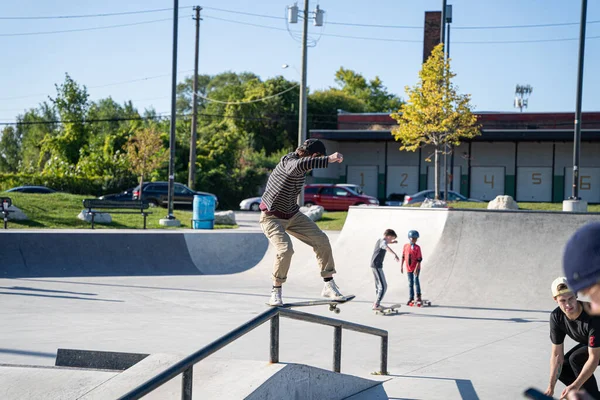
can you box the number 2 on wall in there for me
[400,173,408,187]
[484,175,494,189]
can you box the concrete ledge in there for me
[55,349,149,371]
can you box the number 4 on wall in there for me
[484,175,494,189]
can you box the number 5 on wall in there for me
[532,173,542,185]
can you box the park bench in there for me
[82,199,151,229]
[1,197,12,229]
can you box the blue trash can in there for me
[193,194,215,229]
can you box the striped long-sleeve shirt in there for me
[260,152,329,218]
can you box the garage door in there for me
[427,166,461,192]
[347,166,378,198]
[517,167,552,202]
[387,166,419,197]
[564,167,600,203]
[470,167,505,201]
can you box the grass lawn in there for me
[315,211,348,231]
[1,192,236,229]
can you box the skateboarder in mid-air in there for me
[259,139,347,306]
[401,230,423,306]
[371,229,400,310]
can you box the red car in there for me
[304,184,379,211]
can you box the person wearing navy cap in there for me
[564,222,600,315]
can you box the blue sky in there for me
[1,0,599,122]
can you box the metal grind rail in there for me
[118,307,388,400]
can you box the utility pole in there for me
[188,6,202,190]
[160,0,181,226]
[288,1,324,206]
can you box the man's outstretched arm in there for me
[545,343,564,396]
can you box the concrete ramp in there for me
[0,231,268,278]
[32,355,378,400]
[334,207,600,310]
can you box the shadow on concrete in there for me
[403,313,546,324]
[0,291,123,303]
[389,375,480,400]
[0,348,56,358]
[0,286,96,296]
[429,304,550,314]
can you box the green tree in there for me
[334,67,403,112]
[124,127,169,201]
[41,73,90,169]
[308,89,367,130]
[0,126,21,172]
[391,44,480,200]
[18,103,59,172]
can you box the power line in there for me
[0,70,195,102]
[0,7,181,20]
[2,4,599,31]
[0,16,188,37]
[203,14,600,44]
[195,84,300,105]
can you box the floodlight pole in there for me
[298,0,309,207]
[571,0,588,200]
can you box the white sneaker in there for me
[321,279,344,300]
[269,287,283,306]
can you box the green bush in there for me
[0,173,137,196]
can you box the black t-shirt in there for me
[550,302,600,347]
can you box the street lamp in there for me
[514,85,533,112]
[565,0,589,212]
[160,0,181,227]
[287,1,325,206]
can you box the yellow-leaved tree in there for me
[124,127,169,202]
[391,43,480,200]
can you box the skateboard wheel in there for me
[334,308,341,314]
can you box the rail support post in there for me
[270,314,279,363]
[334,326,342,373]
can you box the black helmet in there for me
[301,139,326,155]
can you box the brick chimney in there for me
[423,11,441,63]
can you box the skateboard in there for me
[407,299,431,307]
[266,295,355,314]
[374,303,402,316]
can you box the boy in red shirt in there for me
[401,230,423,306]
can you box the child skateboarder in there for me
[401,230,423,306]
[371,229,401,310]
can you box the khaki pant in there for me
[259,211,336,284]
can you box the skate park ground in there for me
[1,207,600,399]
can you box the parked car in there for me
[132,181,218,208]
[4,185,56,194]
[403,190,483,206]
[239,196,262,211]
[304,184,379,211]
[98,187,135,201]
[337,183,364,195]
[385,193,406,206]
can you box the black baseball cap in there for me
[302,139,326,155]
[563,222,600,293]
